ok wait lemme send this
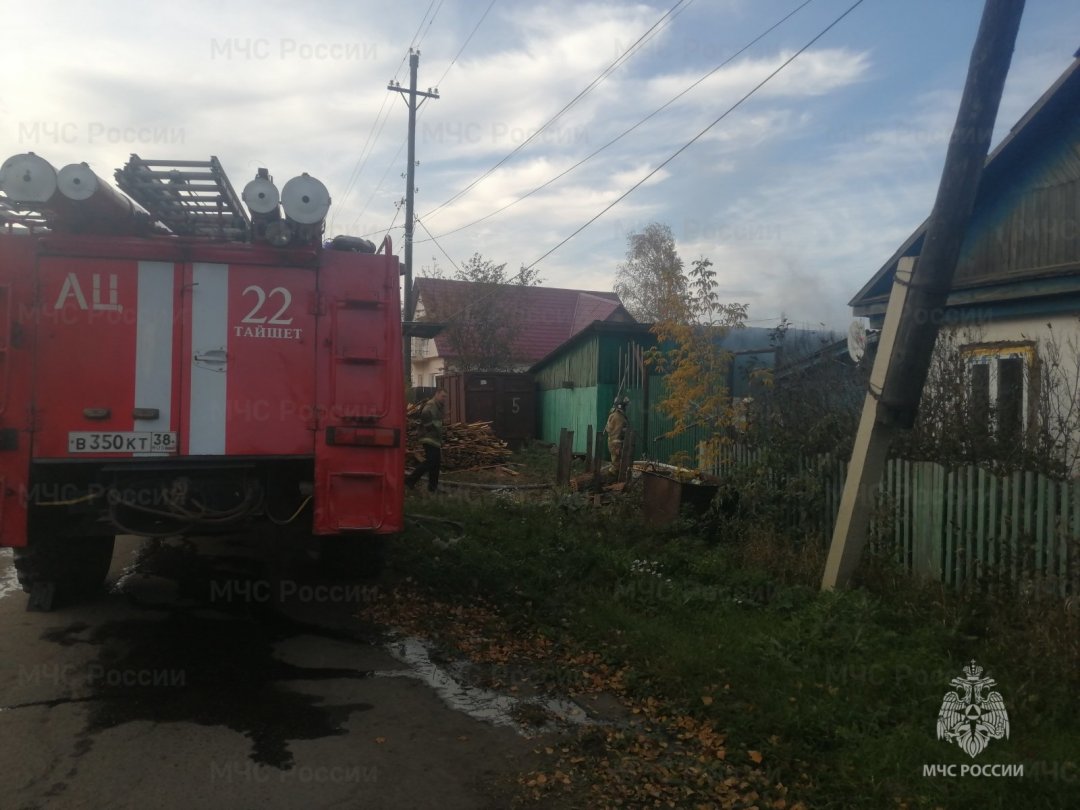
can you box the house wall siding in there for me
[538,386,602,454]
[535,337,600,390]
[957,176,1080,284]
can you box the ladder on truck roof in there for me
[0,195,48,231]
[115,155,250,241]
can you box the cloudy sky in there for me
[3,0,1078,329]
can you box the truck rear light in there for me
[326,426,398,447]
[132,408,160,420]
[83,407,110,420]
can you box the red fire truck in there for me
[0,153,404,606]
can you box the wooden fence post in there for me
[593,430,604,489]
[556,428,574,487]
[618,429,635,484]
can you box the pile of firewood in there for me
[406,403,511,471]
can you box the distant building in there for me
[410,277,633,387]
[529,321,833,462]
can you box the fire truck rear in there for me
[0,153,404,607]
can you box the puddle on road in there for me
[12,540,377,770]
[8,536,598,774]
[379,636,599,738]
[75,611,374,769]
[0,549,20,601]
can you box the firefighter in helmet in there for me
[406,388,448,493]
[605,397,630,473]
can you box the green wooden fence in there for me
[710,446,1079,596]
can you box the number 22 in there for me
[241,285,293,325]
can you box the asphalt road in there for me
[0,536,544,810]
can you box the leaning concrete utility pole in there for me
[390,49,439,386]
[821,0,1026,590]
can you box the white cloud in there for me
[3,0,1077,331]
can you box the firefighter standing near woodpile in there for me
[605,397,630,474]
[406,388,448,493]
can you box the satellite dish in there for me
[847,320,868,362]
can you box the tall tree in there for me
[649,257,748,466]
[420,253,540,372]
[613,223,685,322]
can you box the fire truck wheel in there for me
[319,535,387,580]
[13,535,116,600]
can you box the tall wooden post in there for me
[822,0,1025,589]
[389,50,439,386]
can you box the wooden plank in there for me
[618,429,635,484]
[905,459,914,572]
[592,431,603,491]
[1060,480,1070,598]
[972,466,980,587]
[1040,475,1052,581]
[959,466,967,587]
[584,424,594,474]
[989,469,1000,572]
[945,466,956,585]
[1023,470,1034,581]
[976,467,988,583]
[1011,471,1022,583]
[820,256,910,588]
[934,463,946,582]
[900,460,909,571]
[1071,479,1080,596]
[894,460,902,569]
[912,463,929,579]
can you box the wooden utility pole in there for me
[390,50,439,386]
[822,0,1026,589]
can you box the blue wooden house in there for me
[849,51,1080,438]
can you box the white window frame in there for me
[962,342,1035,433]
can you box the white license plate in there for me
[68,431,178,454]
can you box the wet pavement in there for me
[0,536,550,809]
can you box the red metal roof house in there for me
[410,277,634,386]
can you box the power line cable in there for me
[359,0,689,239]
[420,0,695,222]
[408,0,438,51]
[416,0,815,244]
[350,0,500,233]
[330,2,438,230]
[518,0,867,276]
[332,99,403,232]
[434,0,498,89]
[435,0,867,326]
[415,0,445,52]
[416,217,463,277]
[381,204,403,251]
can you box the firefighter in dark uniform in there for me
[406,388,448,492]
[605,397,629,473]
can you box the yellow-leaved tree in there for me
[648,257,750,468]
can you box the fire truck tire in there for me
[320,535,387,580]
[13,535,116,599]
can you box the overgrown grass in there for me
[392,488,1079,809]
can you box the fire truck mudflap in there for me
[0,153,405,607]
